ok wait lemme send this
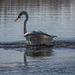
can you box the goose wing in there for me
[24,30,52,37]
[24,31,55,45]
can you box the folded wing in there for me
[24,31,55,45]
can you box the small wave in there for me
[0,40,26,48]
[0,40,75,48]
[53,41,75,48]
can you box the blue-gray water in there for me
[0,0,75,75]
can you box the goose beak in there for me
[14,15,21,22]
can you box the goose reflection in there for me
[25,46,53,57]
[24,46,53,64]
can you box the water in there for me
[0,0,75,75]
[0,48,75,75]
[0,0,75,42]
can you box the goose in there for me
[15,11,56,45]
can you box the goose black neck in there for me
[19,11,29,34]
[19,11,29,21]
[24,20,27,34]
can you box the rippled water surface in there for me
[0,0,75,42]
[0,0,75,75]
[0,48,75,75]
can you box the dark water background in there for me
[0,0,75,75]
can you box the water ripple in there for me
[0,40,75,49]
